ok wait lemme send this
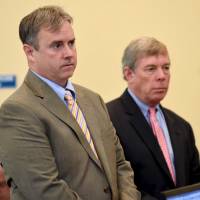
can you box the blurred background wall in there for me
[1,0,200,149]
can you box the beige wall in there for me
[1,0,200,149]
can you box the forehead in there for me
[37,21,74,42]
[136,53,170,67]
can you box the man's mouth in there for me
[153,88,167,93]
[63,63,73,66]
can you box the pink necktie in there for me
[65,91,98,159]
[149,107,176,184]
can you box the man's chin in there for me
[153,96,165,105]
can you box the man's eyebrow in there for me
[69,38,75,42]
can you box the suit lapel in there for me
[24,71,101,168]
[75,86,111,170]
[162,108,184,186]
[75,85,113,186]
[121,90,174,183]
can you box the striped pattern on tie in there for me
[149,107,176,184]
[64,90,98,159]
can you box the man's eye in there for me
[68,40,75,48]
[52,42,63,49]
[163,65,170,71]
[146,66,156,71]
[148,67,154,71]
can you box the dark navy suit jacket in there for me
[107,89,200,200]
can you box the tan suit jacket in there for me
[0,71,140,200]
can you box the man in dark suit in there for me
[0,6,140,200]
[107,37,200,200]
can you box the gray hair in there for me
[122,36,169,70]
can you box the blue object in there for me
[0,75,16,88]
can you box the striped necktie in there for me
[149,107,176,184]
[64,90,98,159]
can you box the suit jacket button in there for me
[103,186,110,193]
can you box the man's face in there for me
[125,54,170,106]
[25,21,77,87]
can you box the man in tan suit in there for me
[0,6,140,200]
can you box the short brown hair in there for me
[19,5,73,49]
[122,36,169,70]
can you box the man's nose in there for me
[63,45,73,57]
[157,68,166,80]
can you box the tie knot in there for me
[149,107,157,117]
[65,91,74,105]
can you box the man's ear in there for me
[123,66,135,81]
[23,44,35,62]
